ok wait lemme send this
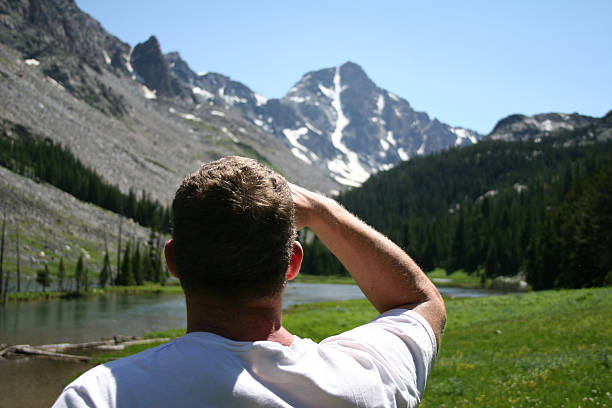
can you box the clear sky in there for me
[75,0,611,134]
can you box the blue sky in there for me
[76,0,611,134]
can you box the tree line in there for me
[0,213,167,302]
[300,124,612,290]
[0,124,171,233]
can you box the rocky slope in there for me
[487,113,596,141]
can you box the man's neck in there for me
[184,295,294,346]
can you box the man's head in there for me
[167,156,298,302]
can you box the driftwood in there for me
[0,337,170,362]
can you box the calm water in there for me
[0,283,500,345]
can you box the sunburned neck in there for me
[185,296,294,346]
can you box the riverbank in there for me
[2,274,356,303]
[0,269,498,303]
[88,286,611,407]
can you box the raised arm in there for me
[290,184,446,348]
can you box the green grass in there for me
[6,283,182,302]
[421,287,612,407]
[84,287,612,407]
[291,274,356,285]
[427,268,484,288]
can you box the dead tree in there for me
[15,222,20,293]
[0,213,6,301]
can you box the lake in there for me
[0,283,502,345]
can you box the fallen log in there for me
[0,337,170,362]
[10,345,91,362]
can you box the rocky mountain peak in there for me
[488,112,596,141]
[131,36,184,98]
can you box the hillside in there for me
[300,113,612,289]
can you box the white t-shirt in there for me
[53,309,436,408]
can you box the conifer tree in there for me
[132,243,142,285]
[118,243,134,286]
[75,254,84,293]
[36,264,51,292]
[57,258,65,292]
[99,252,111,288]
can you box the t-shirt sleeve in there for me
[52,386,95,408]
[319,309,437,404]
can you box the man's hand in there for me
[288,183,446,349]
[289,183,331,231]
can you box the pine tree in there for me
[118,243,134,286]
[115,216,122,285]
[36,264,51,292]
[75,254,84,293]
[57,258,65,292]
[132,243,142,285]
[99,252,111,288]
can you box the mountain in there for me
[0,0,338,280]
[299,119,612,288]
[1,0,607,285]
[487,112,596,141]
[165,58,481,186]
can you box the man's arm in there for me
[290,184,446,348]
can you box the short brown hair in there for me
[171,156,296,301]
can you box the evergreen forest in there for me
[0,122,171,233]
[300,120,612,290]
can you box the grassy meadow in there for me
[90,287,611,407]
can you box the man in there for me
[54,156,446,407]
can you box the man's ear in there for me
[164,239,179,278]
[286,241,303,281]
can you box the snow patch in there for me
[221,127,239,143]
[25,58,40,66]
[416,143,425,156]
[451,127,478,146]
[291,148,312,164]
[142,86,157,100]
[386,131,397,146]
[193,87,214,99]
[380,138,390,151]
[198,72,208,76]
[181,113,200,121]
[102,50,111,65]
[305,121,323,135]
[254,93,268,106]
[283,127,312,164]
[211,110,225,117]
[376,94,385,114]
[327,66,370,186]
[125,49,134,73]
[389,92,400,102]
[289,95,307,103]
[219,87,247,105]
[253,119,264,127]
[398,148,410,161]
[318,84,335,99]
